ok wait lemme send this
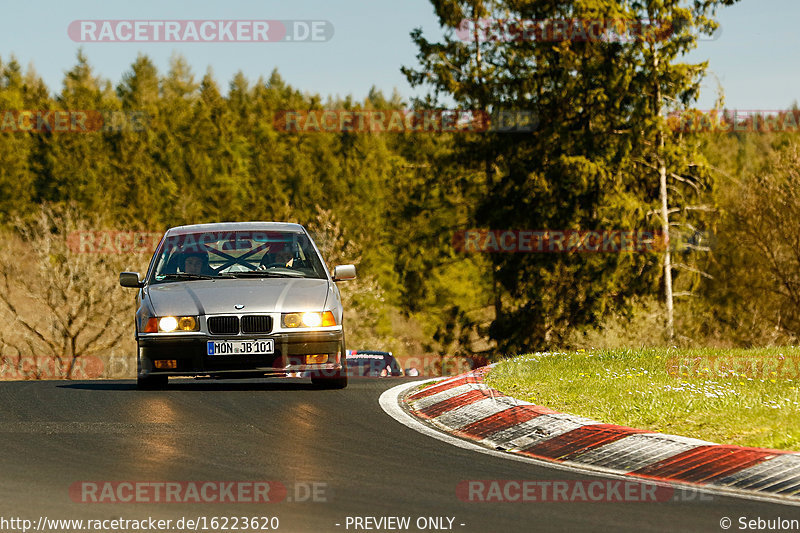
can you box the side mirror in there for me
[332,264,356,281]
[120,272,143,288]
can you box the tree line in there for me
[2,0,799,371]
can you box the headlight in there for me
[176,316,197,330]
[282,311,336,328]
[282,313,302,328]
[159,317,179,332]
[302,312,322,327]
[144,316,199,333]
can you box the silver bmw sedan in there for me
[119,222,356,389]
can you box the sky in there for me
[0,0,796,110]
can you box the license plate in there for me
[207,339,274,356]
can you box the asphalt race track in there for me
[0,377,797,533]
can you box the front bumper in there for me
[137,330,343,377]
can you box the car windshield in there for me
[149,230,328,283]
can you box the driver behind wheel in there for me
[259,242,295,269]
[181,251,215,276]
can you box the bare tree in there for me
[706,142,800,342]
[0,205,146,379]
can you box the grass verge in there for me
[484,347,800,451]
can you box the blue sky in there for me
[0,0,795,110]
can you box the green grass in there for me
[484,347,800,451]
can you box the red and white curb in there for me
[383,365,800,504]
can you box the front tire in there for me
[311,342,348,389]
[311,374,347,389]
[136,348,168,389]
[137,373,168,390]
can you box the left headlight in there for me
[282,311,337,328]
[144,316,199,333]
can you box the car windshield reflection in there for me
[151,230,327,282]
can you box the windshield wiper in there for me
[226,270,304,278]
[157,273,218,281]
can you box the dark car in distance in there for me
[345,350,403,377]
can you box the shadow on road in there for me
[57,378,323,392]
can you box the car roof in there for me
[164,222,306,236]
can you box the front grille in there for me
[241,315,272,334]
[208,316,239,335]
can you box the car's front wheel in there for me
[311,373,347,389]
[311,345,348,389]
[136,348,168,389]
[137,373,168,390]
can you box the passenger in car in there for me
[182,252,215,276]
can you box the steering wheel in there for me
[260,262,289,269]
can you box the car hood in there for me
[145,278,332,316]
